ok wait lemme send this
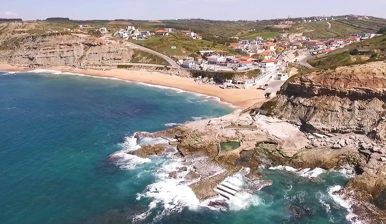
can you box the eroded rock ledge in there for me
[112,109,385,223]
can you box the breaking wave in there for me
[109,133,170,170]
[164,122,181,127]
[328,185,363,224]
[134,156,200,222]
[269,165,326,179]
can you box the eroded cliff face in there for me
[267,62,386,221]
[0,34,144,68]
[272,61,386,140]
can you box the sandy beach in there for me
[0,64,266,108]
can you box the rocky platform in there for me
[112,62,386,222]
[111,107,385,222]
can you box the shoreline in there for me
[0,64,266,109]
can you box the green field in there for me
[130,49,169,65]
[238,31,277,40]
[288,18,386,40]
[132,33,235,57]
[309,35,386,69]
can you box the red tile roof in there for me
[240,56,254,61]
[262,59,278,63]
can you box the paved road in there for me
[298,52,314,69]
[126,42,180,68]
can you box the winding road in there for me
[297,52,314,69]
[126,42,180,68]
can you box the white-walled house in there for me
[261,59,278,69]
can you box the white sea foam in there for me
[110,151,151,170]
[0,71,16,76]
[328,185,363,224]
[316,191,331,214]
[29,69,64,75]
[228,192,261,211]
[269,165,326,179]
[297,167,326,178]
[110,133,169,170]
[120,135,141,152]
[138,136,169,146]
[212,168,262,211]
[336,165,356,178]
[269,165,298,172]
[134,157,200,222]
[191,116,211,121]
[164,122,181,127]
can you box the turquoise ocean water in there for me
[0,71,352,224]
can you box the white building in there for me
[99,27,108,34]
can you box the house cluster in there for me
[114,26,202,41]
[300,33,377,55]
[177,48,280,72]
[177,30,379,84]
[233,38,283,59]
[276,16,336,25]
[181,30,202,40]
[231,31,377,59]
[114,26,152,40]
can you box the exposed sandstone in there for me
[0,34,166,69]
[272,61,386,139]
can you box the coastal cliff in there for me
[263,61,386,221]
[271,61,386,140]
[0,33,168,69]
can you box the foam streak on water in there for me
[328,186,363,224]
[269,165,326,179]
[135,156,200,222]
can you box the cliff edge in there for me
[270,61,386,141]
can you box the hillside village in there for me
[0,16,384,93]
[107,22,380,91]
[174,30,380,90]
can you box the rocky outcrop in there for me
[265,61,386,221]
[272,61,386,140]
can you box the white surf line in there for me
[328,185,363,224]
[24,68,238,109]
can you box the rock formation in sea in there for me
[110,61,386,223]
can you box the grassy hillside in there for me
[287,17,386,40]
[130,49,169,65]
[132,33,236,58]
[308,35,386,69]
[2,16,385,43]
[238,30,277,40]
[289,20,360,40]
